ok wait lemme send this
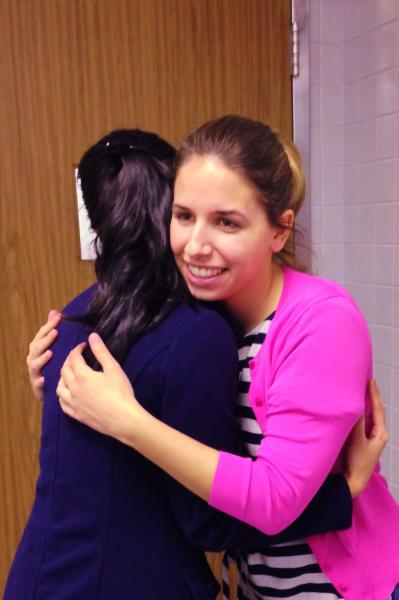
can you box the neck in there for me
[226,263,285,332]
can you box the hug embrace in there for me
[6,116,399,600]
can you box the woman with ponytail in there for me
[50,117,397,600]
[12,125,387,600]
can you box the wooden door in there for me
[0,0,292,596]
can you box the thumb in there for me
[48,309,60,320]
[88,333,117,372]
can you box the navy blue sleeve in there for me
[161,309,352,551]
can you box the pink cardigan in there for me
[209,267,399,600]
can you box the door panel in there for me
[0,1,292,595]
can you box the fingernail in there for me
[89,333,101,345]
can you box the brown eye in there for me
[218,217,239,229]
[173,210,192,222]
[178,212,192,221]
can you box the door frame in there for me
[292,0,311,266]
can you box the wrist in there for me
[345,472,364,498]
[117,400,150,449]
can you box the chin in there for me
[187,286,223,302]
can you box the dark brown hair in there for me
[176,115,306,268]
[70,128,189,368]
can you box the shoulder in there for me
[42,286,97,383]
[159,304,238,397]
[48,285,97,351]
[159,303,237,372]
[123,302,237,379]
[153,302,237,346]
[61,284,97,317]
[281,268,366,326]
[270,269,371,362]
[165,302,237,355]
[283,268,351,304]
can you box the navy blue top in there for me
[5,286,352,600]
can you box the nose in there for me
[184,222,212,258]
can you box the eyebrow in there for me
[172,204,247,220]
[214,210,246,218]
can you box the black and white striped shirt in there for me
[222,314,342,600]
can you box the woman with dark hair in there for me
[54,116,398,600]
[5,127,378,600]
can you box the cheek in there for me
[169,221,184,256]
[227,242,271,290]
[223,235,270,268]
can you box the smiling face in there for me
[171,154,289,318]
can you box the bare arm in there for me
[59,339,217,501]
[58,334,387,505]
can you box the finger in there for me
[57,376,78,419]
[31,376,45,397]
[57,376,71,403]
[37,313,61,339]
[60,355,76,388]
[48,309,60,320]
[368,379,385,429]
[67,343,88,374]
[368,418,389,445]
[28,327,59,360]
[35,376,45,388]
[367,380,388,445]
[35,329,59,355]
[28,350,53,375]
[88,333,117,373]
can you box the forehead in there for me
[174,155,259,210]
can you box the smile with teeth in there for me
[187,264,225,278]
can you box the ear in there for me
[271,209,294,253]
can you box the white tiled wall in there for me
[309,0,399,500]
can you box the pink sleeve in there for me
[209,297,372,534]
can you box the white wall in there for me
[309,0,399,500]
